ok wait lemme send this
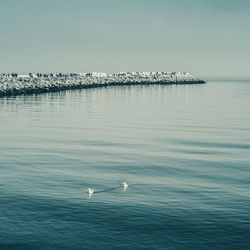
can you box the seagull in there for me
[123,182,128,192]
[88,188,94,198]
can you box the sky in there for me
[0,0,250,79]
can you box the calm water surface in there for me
[0,81,250,249]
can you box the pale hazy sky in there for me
[0,0,250,78]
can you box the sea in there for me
[0,80,250,249]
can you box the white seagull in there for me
[123,182,128,192]
[88,188,94,198]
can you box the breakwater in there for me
[0,72,205,97]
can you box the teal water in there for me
[0,81,250,249]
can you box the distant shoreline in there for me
[0,72,205,97]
